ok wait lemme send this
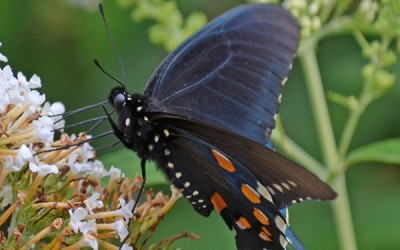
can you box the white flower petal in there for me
[0,52,7,63]
[120,244,133,250]
[0,184,13,209]
[27,90,45,106]
[3,156,21,173]
[86,192,103,212]
[28,162,40,173]
[0,89,10,111]
[32,116,55,143]
[79,220,97,234]
[8,87,25,104]
[83,233,98,250]
[113,220,129,242]
[28,74,41,88]
[17,71,30,92]
[89,160,108,179]
[109,166,122,180]
[29,162,59,176]
[42,101,65,116]
[117,199,134,221]
[0,42,7,62]
[69,162,92,176]
[0,65,18,89]
[15,144,34,169]
[68,207,88,233]
[39,163,59,176]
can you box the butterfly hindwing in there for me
[164,126,298,250]
[161,131,222,217]
[145,4,300,143]
[152,114,337,208]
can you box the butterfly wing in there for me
[152,114,337,208]
[144,4,300,144]
[164,128,299,250]
[135,3,331,249]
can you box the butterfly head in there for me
[109,86,153,155]
[109,87,132,111]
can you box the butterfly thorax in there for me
[109,87,170,162]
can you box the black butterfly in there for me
[104,3,336,250]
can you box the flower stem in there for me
[62,240,87,250]
[98,239,119,249]
[140,189,181,233]
[0,149,17,155]
[300,43,358,250]
[338,93,370,159]
[331,174,357,250]
[25,175,42,202]
[299,45,338,169]
[20,224,53,250]
[0,132,36,146]
[84,210,121,220]
[0,201,18,226]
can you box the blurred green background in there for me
[1,0,400,249]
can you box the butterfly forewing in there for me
[145,4,300,143]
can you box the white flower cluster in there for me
[283,0,323,37]
[0,43,65,178]
[359,0,379,22]
[0,43,135,250]
[0,44,64,144]
[68,193,133,249]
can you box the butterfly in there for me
[104,3,336,250]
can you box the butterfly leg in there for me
[132,158,147,213]
[102,105,148,248]
[101,105,147,203]
[101,105,134,149]
[119,158,147,249]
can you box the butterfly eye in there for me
[113,93,126,108]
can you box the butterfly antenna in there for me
[98,3,127,87]
[93,59,125,89]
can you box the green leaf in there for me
[346,138,400,167]
[99,149,167,185]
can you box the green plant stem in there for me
[331,174,358,250]
[338,93,371,159]
[299,46,338,170]
[300,45,357,250]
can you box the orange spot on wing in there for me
[261,226,272,236]
[236,217,251,230]
[211,192,227,213]
[259,231,273,242]
[211,149,236,172]
[241,184,261,204]
[253,208,270,226]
